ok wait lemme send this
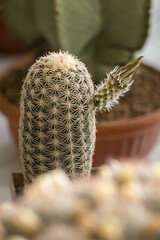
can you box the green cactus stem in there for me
[95,0,150,66]
[19,52,142,184]
[34,0,101,54]
[2,0,150,81]
[34,0,149,68]
[19,52,96,183]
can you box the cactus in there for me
[2,162,160,240]
[1,0,150,79]
[34,0,150,77]
[19,52,142,183]
[34,0,101,55]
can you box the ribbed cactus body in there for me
[19,52,142,184]
[19,52,96,183]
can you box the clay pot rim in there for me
[96,108,160,141]
[97,107,160,129]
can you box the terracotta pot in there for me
[0,1,29,54]
[93,109,160,166]
[0,53,160,166]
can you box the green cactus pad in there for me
[35,0,101,54]
[2,0,40,45]
[96,47,133,66]
[34,0,60,51]
[55,0,101,54]
[96,0,150,65]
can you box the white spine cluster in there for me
[19,52,96,183]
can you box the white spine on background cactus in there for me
[19,52,142,183]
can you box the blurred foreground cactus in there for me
[1,0,150,79]
[19,51,142,183]
[1,162,160,240]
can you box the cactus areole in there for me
[19,52,142,183]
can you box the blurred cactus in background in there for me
[1,0,150,80]
[2,161,160,240]
[19,52,142,183]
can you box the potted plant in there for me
[1,0,159,165]
[19,51,141,183]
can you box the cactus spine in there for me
[19,52,142,183]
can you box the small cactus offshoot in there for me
[19,52,142,183]
[94,56,143,110]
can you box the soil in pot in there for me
[1,63,160,123]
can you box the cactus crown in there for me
[2,0,150,79]
[19,51,142,183]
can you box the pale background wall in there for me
[0,0,160,203]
